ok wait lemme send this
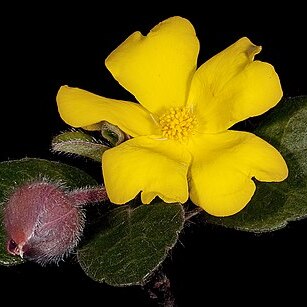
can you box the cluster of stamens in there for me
[159,107,197,141]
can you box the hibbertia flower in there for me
[56,16,288,217]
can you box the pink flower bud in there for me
[4,180,107,265]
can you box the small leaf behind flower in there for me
[204,96,307,232]
[78,202,185,286]
[0,158,97,266]
[52,130,109,162]
[101,121,127,146]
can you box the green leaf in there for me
[52,130,109,162]
[78,202,184,286]
[204,96,307,232]
[0,158,97,266]
[100,121,126,146]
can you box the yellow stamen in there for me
[159,107,197,141]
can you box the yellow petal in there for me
[56,86,159,137]
[188,131,288,217]
[188,37,283,133]
[102,136,191,204]
[105,16,199,115]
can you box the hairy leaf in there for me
[52,130,108,162]
[78,202,184,286]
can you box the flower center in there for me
[159,107,197,141]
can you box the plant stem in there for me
[144,270,177,307]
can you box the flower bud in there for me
[4,180,107,265]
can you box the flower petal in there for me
[188,131,288,217]
[188,37,282,133]
[102,136,191,204]
[105,16,199,114]
[56,86,159,137]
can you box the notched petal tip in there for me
[102,137,191,206]
[150,16,196,34]
[104,15,199,114]
[188,131,288,218]
[238,37,262,60]
[105,31,143,71]
[189,35,282,133]
[141,190,188,205]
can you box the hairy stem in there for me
[69,187,108,206]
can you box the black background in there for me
[1,5,306,306]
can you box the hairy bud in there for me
[4,180,107,265]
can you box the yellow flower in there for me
[56,16,288,217]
